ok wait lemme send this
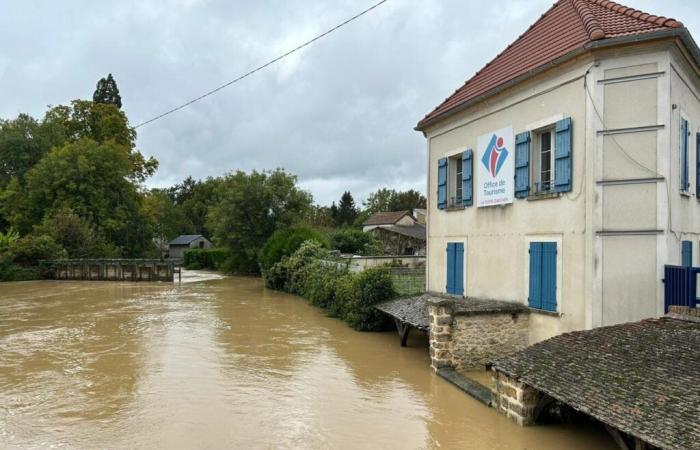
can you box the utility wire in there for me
[133,0,389,129]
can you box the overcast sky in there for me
[1,0,698,206]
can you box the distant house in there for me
[412,208,427,224]
[168,234,213,259]
[363,211,426,255]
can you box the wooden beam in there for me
[393,318,411,347]
[604,424,630,450]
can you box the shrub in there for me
[183,247,227,270]
[10,234,65,267]
[265,241,396,331]
[330,228,377,254]
[342,267,396,331]
[259,226,328,273]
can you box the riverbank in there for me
[0,276,617,449]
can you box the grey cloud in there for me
[1,0,697,205]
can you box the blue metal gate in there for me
[664,265,700,312]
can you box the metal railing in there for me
[389,267,425,296]
[663,265,700,312]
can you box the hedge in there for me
[183,247,227,270]
[259,226,328,273]
[264,241,395,331]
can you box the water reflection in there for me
[0,277,616,449]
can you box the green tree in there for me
[93,73,122,109]
[207,169,313,274]
[0,114,57,189]
[335,191,357,227]
[142,189,192,245]
[33,209,116,258]
[23,139,150,256]
[176,176,222,237]
[389,189,426,211]
[43,100,157,181]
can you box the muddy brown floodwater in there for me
[0,274,616,449]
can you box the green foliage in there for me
[259,226,328,273]
[342,267,396,331]
[335,191,357,227]
[330,228,380,255]
[34,209,116,258]
[0,114,57,189]
[9,234,65,267]
[93,74,122,109]
[142,189,193,244]
[183,248,227,270]
[266,242,396,331]
[0,229,19,251]
[23,139,150,256]
[208,169,313,274]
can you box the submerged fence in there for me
[41,259,178,282]
[664,264,700,312]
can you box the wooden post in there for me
[394,318,411,347]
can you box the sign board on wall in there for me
[476,126,514,207]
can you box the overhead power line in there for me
[133,0,389,129]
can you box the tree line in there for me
[0,75,425,280]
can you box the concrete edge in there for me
[436,368,492,406]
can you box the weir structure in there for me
[41,259,179,282]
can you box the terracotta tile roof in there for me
[491,318,700,450]
[416,0,684,130]
[363,210,414,226]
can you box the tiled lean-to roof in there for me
[491,318,700,450]
[363,210,414,226]
[416,0,684,130]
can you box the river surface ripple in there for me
[0,274,616,449]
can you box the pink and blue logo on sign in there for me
[481,134,509,177]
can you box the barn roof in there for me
[363,211,415,226]
[416,0,686,130]
[169,234,206,245]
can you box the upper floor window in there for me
[452,155,463,207]
[437,150,473,209]
[533,128,555,193]
[680,117,690,194]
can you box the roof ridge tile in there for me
[570,0,605,41]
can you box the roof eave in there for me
[415,28,698,133]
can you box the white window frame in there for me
[447,153,463,208]
[532,125,556,193]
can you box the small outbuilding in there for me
[363,211,426,255]
[168,234,213,259]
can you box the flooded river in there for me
[0,274,615,449]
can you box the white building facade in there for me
[416,0,700,343]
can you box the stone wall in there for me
[451,313,529,372]
[427,297,530,372]
[490,369,542,426]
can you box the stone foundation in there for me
[427,296,529,372]
[490,369,542,425]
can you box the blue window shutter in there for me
[528,242,542,309]
[446,243,455,293]
[696,133,700,197]
[682,240,693,267]
[529,242,557,312]
[681,119,689,192]
[554,117,572,193]
[514,132,530,198]
[437,158,448,209]
[462,150,473,206]
[454,242,464,295]
[541,242,558,312]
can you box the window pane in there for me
[455,158,463,202]
[540,131,551,189]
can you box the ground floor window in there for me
[682,240,693,267]
[446,242,464,295]
[528,242,557,312]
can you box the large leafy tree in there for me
[207,169,312,274]
[42,100,157,181]
[22,139,150,256]
[335,191,358,227]
[142,189,193,245]
[93,73,122,109]
[0,114,61,189]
